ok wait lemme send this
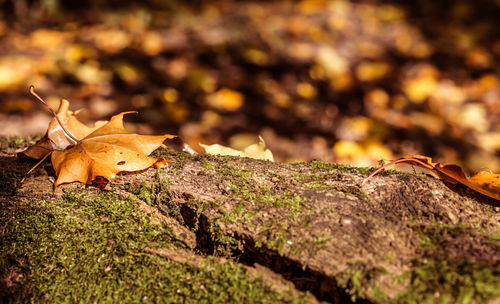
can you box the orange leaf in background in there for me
[51,111,175,188]
[361,155,500,201]
[20,99,105,159]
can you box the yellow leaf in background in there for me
[411,42,432,58]
[187,67,216,93]
[296,82,317,99]
[478,132,500,152]
[205,88,244,111]
[377,4,405,21]
[333,140,364,159]
[316,46,349,78]
[163,88,179,103]
[409,112,444,135]
[74,61,112,84]
[64,45,96,64]
[113,62,142,85]
[298,0,327,14]
[93,28,131,54]
[454,103,489,132]
[243,48,269,65]
[478,74,498,91]
[200,136,274,161]
[336,116,387,141]
[201,143,241,157]
[364,141,393,161]
[403,75,437,103]
[355,61,390,82]
[364,89,389,118]
[0,64,24,92]
[333,140,392,167]
[465,48,492,69]
[0,56,32,92]
[431,80,466,104]
[329,72,353,92]
[30,29,73,50]
[142,31,164,56]
[288,42,315,60]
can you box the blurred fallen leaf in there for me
[205,88,244,111]
[355,61,390,82]
[200,136,274,161]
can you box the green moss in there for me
[294,160,374,176]
[206,218,242,257]
[293,160,403,177]
[305,181,329,190]
[151,147,202,172]
[395,260,500,304]
[214,165,340,256]
[201,160,215,170]
[395,224,500,303]
[220,165,306,215]
[0,188,310,303]
[130,175,184,225]
[220,165,254,179]
[0,136,39,150]
[291,170,370,203]
[336,264,388,303]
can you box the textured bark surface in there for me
[1,140,500,303]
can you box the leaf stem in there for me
[29,86,80,144]
[20,151,52,184]
[360,157,433,186]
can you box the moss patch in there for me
[0,187,311,303]
[395,224,500,304]
[0,136,39,151]
[395,260,500,304]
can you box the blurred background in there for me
[0,0,499,171]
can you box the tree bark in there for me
[1,143,500,303]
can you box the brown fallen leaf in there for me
[22,87,176,188]
[51,111,175,187]
[361,155,500,201]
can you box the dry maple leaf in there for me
[361,155,500,201]
[22,87,176,188]
[51,111,175,187]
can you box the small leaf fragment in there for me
[200,136,274,161]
